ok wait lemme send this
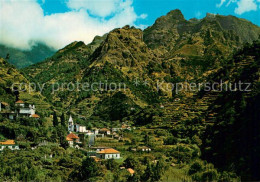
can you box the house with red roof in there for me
[96,148,120,159]
[66,133,80,147]
[1,100,40,120]
[0,140,19,151]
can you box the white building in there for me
[68,115,88,133]
[75,124,88,133]
[0,140,19,151]
[16,100,36,117]
[96,148,121,159]
[1,100,39,120]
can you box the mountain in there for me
[0,43,56,68]
[23,10,260,122]
[144,10,260,54]
[23,28,160,120]
[1,9,260,181]
[144,10,260,79]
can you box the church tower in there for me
[68,115,74,132]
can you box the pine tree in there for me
[53,111,58,127]
[60,112,66,127]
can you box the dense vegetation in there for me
[0,9,259,181]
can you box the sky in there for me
[0,0,259,51]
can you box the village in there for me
[0,100,156,177]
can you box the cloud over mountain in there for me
[0,0,147,50]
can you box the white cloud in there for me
[217,0,227,7]
[217,0,260,14]
[66,0,120,17]
[0,0,144,50]
[235,0,258,14]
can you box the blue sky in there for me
[0,0,259,50]
[40,0,260,26]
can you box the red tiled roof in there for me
[0,140,15,145]
[67,133,79,139]
[66,137,73,141]
[127,168,135,174]
[97,148,120,154]
[31,114,40,118]
[15,100,24,104]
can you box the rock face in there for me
[144,9,260,58]
[89,26,158,75]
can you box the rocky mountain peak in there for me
[166,9,185,20]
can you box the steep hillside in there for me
[201,40,260,180]
[23,10,260,123]
[0,57,52,114]
[23,27,160,120]
[0,43,55,68]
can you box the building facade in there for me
[0,140,19,151]
[96,148,120,159]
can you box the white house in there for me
[96,148,121,159]
[66,137,74,147]
[0,140,19,151]
[16,100,36,116]
[74,124,88,133]
[16,100,38,118]
[1,100,39,120]
[66,133,80,147]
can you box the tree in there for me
[151,159,168,181]
[69,157,103,181]
[105,159,118,171]
[57,126,68,149]
[189,161,203,175]
[141,162,153,181]
[127,174,139,182]
[53,111,58,127]
[123,156,139,169]
[60,112,66,127]
[164,136,177,145]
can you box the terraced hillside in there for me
[0,58,52,114]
